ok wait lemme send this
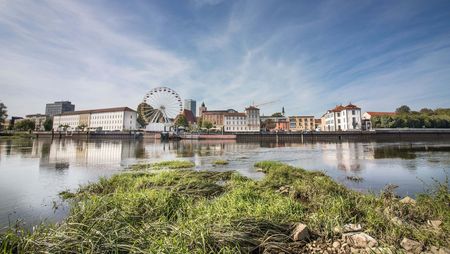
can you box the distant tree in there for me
[137,102,151,127]
[395,105,411,114]
[174,114,188,127]
[271,112,283,117]
[261,119,276,131]
[14,119,35,131]
[76,124,87,131]
[43,118,53,131]
[202,120,213,130]
[0,102,7,130]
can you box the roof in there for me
[182,109,196,123]
[202,109,238,115]
[289,115,314,118]
[365,112,396,116]
[329,103,361,112]
[26,114,47,118]
[224,113,246,117]
[55,107,136,116]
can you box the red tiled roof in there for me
[330,103,360,112]
[224,113,246,117]
[56,107,136,116]
[182,109,196,123]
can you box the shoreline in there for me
[1,160,448,253]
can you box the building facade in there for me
[323,104,362,131]
[224,113,247,132]
[288,116,315,132]
[184,99,197,117]
[245,106,260,132]
[24,114,48,131]
[52,107,137,131]
[45,101,75,117]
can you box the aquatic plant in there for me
[212,159,229,165]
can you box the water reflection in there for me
[0,138,449,230]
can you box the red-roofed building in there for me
[322,103,362,131]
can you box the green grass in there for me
[213,159,229,165]
[1,161,448,253]
[129,160,195,171]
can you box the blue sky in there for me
[1,0,450,117]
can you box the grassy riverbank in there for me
[1,161,448,253]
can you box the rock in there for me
[390,216,403,225]
[335,223,363,233]
[427,220,442,229]
[400,238,423,253]
[430,246,450,254]
[333,241,341,249]
[343,232,378,248]
[292,223,309,241]
[399,196,416,205]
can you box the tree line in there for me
[371,105,450,128]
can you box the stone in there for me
[427,220,442,229]
[343,232,378,248]
[390,216,403,225]
[399,196,416,205]
[336,223,363,233]
[400,238,423,253]
[333,241,341,249]
[292,223,309,241]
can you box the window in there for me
[352,110,355,115]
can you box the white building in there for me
[53,107,137,131]
[223,106,261,133]
[323,104,362,131]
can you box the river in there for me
[0,138,449,231]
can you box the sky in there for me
[1,0,450,117]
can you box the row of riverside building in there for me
[9,99,394,132]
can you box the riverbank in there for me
[1,161,448,253]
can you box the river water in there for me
[0,138,449,231]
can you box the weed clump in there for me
[129,160,195,170]
[213,159,229,165]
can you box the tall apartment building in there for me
[52,107,137,131]
[45,101,75,117]
[184,99,197,117]
[322,103,362,131]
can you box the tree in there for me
[0,102,7,130]
[174,114,188,127]
[271,112,283,117]
[261,119,276,131]
[137,102,150,127]
[14,119,35,131]
[77,124,87,131]
[43,118,53,131]
[396,105,411,114]
[202,120,213,130]
[419,108,434,115]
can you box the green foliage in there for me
[129,160,195,170]
[372,107,450,128]
[137,102,151,127]
[43,118,53,131]
[0,102,7,130]
[175,114,188,127]
[271,112,283,117]
[213,159,229,165]
[202,120,213,129]
[396,105,411,114]
[1,161,449,253]
[14,119,35,131]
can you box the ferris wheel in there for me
[141,87,183,124]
